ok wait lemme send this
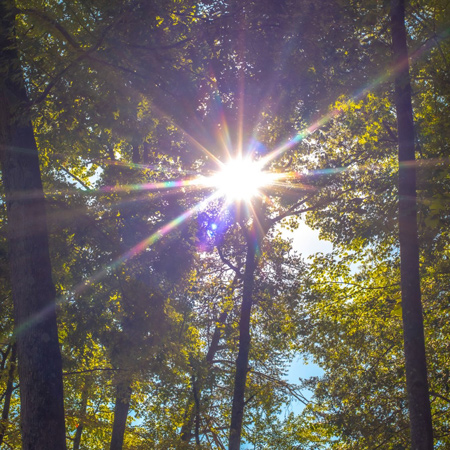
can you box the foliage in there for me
[0,0,449,448]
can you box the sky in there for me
[284,221,330,413]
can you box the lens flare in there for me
[205,157,280,202]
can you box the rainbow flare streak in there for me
[260,27,450,168]
[14,191,220,338]
[15,26,449,337]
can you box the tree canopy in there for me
[0,0,449,448]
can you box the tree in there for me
[174,2,373,446]
[390,0,433,447]
[288,81,449,447]
[2,0,448,448]
[281,0,449,445]
[176,214,309,448]
[0,2,67,449]
[228,209,262,450]
[0,343,17,447]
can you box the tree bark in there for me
[390,0,434,448]
[0,3,67,450]
[228,233,258,450]
[73,420,84,450]
[109,377,132,450]
[180,309,229,443]
[73,378,91,450]
[0,343,16,446]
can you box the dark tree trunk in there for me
[390,0,434,448]
[180,398,196,444]
[193,376,201,447]
[109,377,132,450]
[0,343,16,446]
[180,310,229,443]
[73,421,84,450]
[0,3,67,450]
[73,378,90,450]
[228,234,258,450]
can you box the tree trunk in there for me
[0,343,16,446]
[193,376,201,447]
[0,3,67,450]
[109,377,132,450]
[73,378,91,450]
[180,310,229,443]
[228,234,258,450]
[73,421,84,450]
[390,0,434,448]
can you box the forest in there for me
[0,0,449,449]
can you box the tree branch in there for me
[217,245,242,277]
[57,164,91,190]
[18,8,81,49]
[24,5,137,104]
[270,187,355,226]
[430,391,450,404]
[63,367,123,376]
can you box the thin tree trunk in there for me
[109,377,132,450]
[228,234,258,450]
[180,397,196,445]
[390,0,433,448]
[180,310,229,443]
[0,343,16,446]
[73,378,91,450]
[0,3,67,449]
[193,376,201,448]
[179,274,239,444]
[73,421,84,450]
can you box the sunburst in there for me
[203,156,282,203]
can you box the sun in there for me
[207,157,275,202]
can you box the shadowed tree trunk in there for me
[73,377,91,450]
[0,2,67,449]
[0,343,16,446]
[228,230,259,450]
[180,309,230,443]
[108,143,168,450]
[390,0,433,448]
[109,376,132,450]
[180,266,240,445]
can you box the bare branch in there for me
[63,367,123,376]
[217,245,242,277]
[57,164,91,190]
[18,8,81,49]
[431,391,450,404]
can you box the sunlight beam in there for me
[13,191,221,339]
[202,156,283,203]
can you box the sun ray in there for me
[138,98,224,167]
[16,25,449,342]
[41,175,208,201]
[256,31,450,171]
[13,191,221,338]
[215,109,234,162]
[201,155,285,205]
